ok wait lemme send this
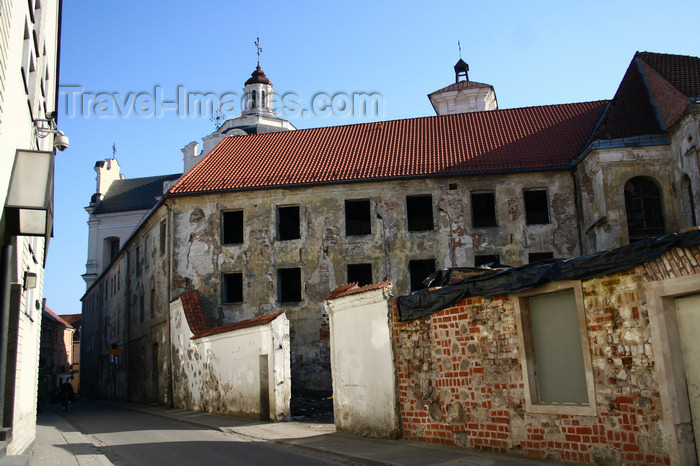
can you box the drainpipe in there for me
[571,171,585,256]
[0,244,13,429]
[165,201,174,407]
[124,250,130,400]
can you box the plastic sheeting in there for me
[397,229,700,321]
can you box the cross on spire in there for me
[254,36,262,67]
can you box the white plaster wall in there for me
[170,298,290,421]
[0,0,60,454]
[325,284,399,437]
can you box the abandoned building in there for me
[80,51,700,428]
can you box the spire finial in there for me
[112,143,117,158]
[254,36,262,67]
[458,40,462,59]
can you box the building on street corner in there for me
[0,0,64,457]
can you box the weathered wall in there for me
[325,283,399,437]
[390,245,700,464]
[81,207,172,405]
[170,297,291,421]
[168,171,578,393]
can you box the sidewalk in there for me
[33,400,545,465]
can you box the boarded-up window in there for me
[529,290,588,404]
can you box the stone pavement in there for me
[30,400,547,465]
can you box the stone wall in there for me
[392,245,700,464]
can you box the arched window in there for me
[681,174,697,227]
[624,177,664,242]
[261,90,266,107]
[251,90,257,109]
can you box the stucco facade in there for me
[0,0,62,457]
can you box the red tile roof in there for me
[194,311,285,339]
[168,101,608,196]
[179,291,285,339]
[60,314,82,328]
[429,80,494,95]
[326,281,392,300]
[44,307,73,328]
[637,51,700,99]
[180,291,210,335]
[596,52,700,139]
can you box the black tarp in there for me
[397,229,700,321]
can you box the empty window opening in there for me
[347,263,372,287]
[529,252,554,263]
[277,206,300,241]
[345,199,371,236]
[474,255,499,267]
[407,195,434,231]
[222,210,244,244]
[223,273,243,304]
[471,192,497,228]
[278,268,301,303]
[409,259,436,293]
[524,190,549,224]
[624,177,664,242]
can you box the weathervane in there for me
[254,36,262,67]
[458,40,462,59]
[112,143,117,158]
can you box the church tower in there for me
[182,38,295,173]
[428,58,498,115]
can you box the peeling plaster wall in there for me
[170,298,291,420]
[577,144,679,254]
[325,285,399,437]
[168,172,578,393]
[669,108,700,230]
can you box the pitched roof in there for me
[92,173,181,214]
[43,307,73,328]
[179,291,285,339]
[429,80,493,96]
[326,281,392,300]
[596,52,700,140]
[168,101,608,196]
[60,314,82,328]
[637,51,700,99]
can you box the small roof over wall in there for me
[179,291,284,339]
[397,229,700,321]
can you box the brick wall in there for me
[392,246,700,464]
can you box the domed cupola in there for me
[428,57,498,115]
[245,66,272,86]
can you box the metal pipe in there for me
[0,244,13,428]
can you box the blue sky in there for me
[46,0,700,313]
